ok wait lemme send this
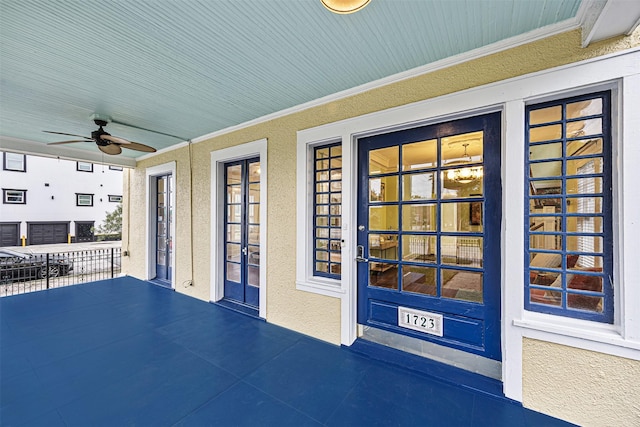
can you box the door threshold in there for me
[148,279,173,289]
[345,338,509,401]
[214,299,261,320]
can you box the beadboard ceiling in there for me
[0,0,637,166]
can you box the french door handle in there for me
[242,247,248,256]
[355,245,368,263]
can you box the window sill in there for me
[513,313,640,359]
[296,277,344,298]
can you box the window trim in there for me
[3,152,26,172]
[109,165,123,171]
[76,193,94,206]
[2,189,26,204]
[76,162,93,172]
[296,137,344,297]
[524,91,613,323]
[108,195,123,203]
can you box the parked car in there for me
[0,249,73,283]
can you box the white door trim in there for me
[210,139,268,319]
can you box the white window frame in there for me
[210,139,268,319]
[76,161,93,172]
[296,48,640,403]
[3,189,26,204]
[76,193,93,206]
[3,152,25,172]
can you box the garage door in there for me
[27,222,69,245]
[0,222,20,247]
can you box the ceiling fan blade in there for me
[98,144,122,155]
[121,141,157,153]
[43,131,90,139]
[47,140,93,145]
[101,135,131,145]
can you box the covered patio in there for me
[1,277,572,426]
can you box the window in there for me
[3,152,26,172]
[109,166,123,171]
[76,193,94,206]
[108,195,123,202]
[77,162,93,172]
[525,91,612,323]
[3,189,26,204]
[313,143,342,278]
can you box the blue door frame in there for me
[223,158,260,309]
[155,174,172,285]
[356,112,502,361]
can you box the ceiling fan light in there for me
[321,0,370,14]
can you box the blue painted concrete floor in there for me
[1,277,575,426]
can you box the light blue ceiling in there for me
[0,0,583,162]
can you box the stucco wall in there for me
[523,338,640,426]
[123,27,640,419]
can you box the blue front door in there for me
[155,174,172,284]
[224,158,260,308]
[357,113,502,361]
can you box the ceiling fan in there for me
[44,116,158,155]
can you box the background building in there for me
[0,151,123,246]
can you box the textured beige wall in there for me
[123,26,640,407]
[523,338,640,426]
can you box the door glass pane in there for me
[226,262,240,282]
[227,243,241,262]
[441,168,483,198]
[402,204,436,231]
[227,205,241,223]
[227,186,241,203]
[403,173,435,201]
[402,265,436,296]
[369,176,398,202]
[248,266,260,287]
[369,205,398,231]
[248,162,261,183]
[442,131,483,165]
[402,139,437,170]
[227,224,241,243]
[227,164,242,184]
[368,234,398,260]
[441,236,483,268]
[156,251,166,265]
[248,245,260,265]
[248,225,260,244]
[369,147,399,174]
[402,235,436,263]
[248,203,260,224]
[442,269,483,303]
[441,202,483,232]
[369,263,398,289]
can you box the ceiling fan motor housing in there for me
[91,125,111,145]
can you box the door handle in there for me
[355,245,368,263]
[242,247,248,256]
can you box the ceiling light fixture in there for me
[446,143,483,184]
[321,0,370,14]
